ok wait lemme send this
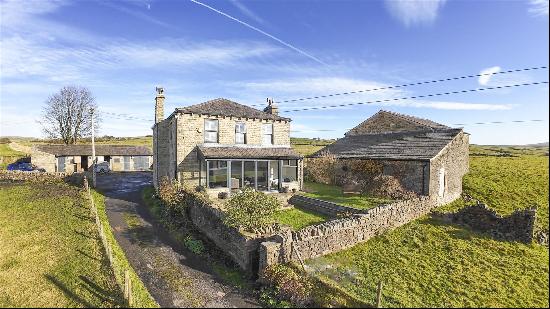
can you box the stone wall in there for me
[432,203,536,243]
[259,196,438,273]
[186,194,288,274]
[429,131,469,205]
[31,149,56,172]
[153,120,171,188]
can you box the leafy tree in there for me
[39,86,100,144]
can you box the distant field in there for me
[0,181,123,307]
[6,136,329,156]
[305,145,549,308]
[290,137,334,156]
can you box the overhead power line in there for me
[291,119,546,132]
[255,66,547,106]
[280,81,549,113]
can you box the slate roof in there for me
[346,110,450,136]
[380,110,450,130]
[175,98,290,121]
[34,144,153,156]
[310,129,463,160]
[197,145,302,159]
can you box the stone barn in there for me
[31,144,153,173]
[310,110,469,205]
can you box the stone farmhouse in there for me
[152,88,303,194]
[311,110,469,205]
[31,144,153,173]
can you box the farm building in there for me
[31,144,153,173]
[310,110,470,205]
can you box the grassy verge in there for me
[305,146,549,307]
[0,181,123,307]
[271,207,330,230]
[303,181,394,210]
[91,190,159,307]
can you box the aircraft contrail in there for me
[189,0,328,66]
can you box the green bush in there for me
[223,188,281,232]
[183,235,205,255]
[261,264,313,306]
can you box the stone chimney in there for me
[155,87,165,124]
[263,98,279,116]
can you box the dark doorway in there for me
[104,156,111,166]
[81,156,88,171]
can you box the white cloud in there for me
[529,0,549,16]
[384,0,447,26]
[478,66,501,86]
[0,36,281,82]
[229,0,266,25]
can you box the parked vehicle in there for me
[94,161,111,173]
[7,162,45,172]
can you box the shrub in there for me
[304,153,337,184]
[362,174,417,200]
[158,177,184,207]
[261,264,313,306]
[183,235,205,255]
[223,188,282,232]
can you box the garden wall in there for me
[186,197,289,275]
[432,203,536,243]
[0,170,91,185]
[259,196,438,273]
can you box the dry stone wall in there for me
[186,195,288,274]
[259,196,438,273]
[432,203,536,243]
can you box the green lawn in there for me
[303,181,394,210]
[305,146,549,307]
[272,207,330,230]
[0,182,123,307]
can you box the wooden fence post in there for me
[124,269,133,306]
[376,281,383,308]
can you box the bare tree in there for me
[39,86,101,144]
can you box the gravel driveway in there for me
[96,172,259,308]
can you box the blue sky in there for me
[0,0,548,144]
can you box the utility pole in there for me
[90,107,97,188]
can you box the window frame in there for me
[262,123,274,145]
[204,119,219,143]
[235,122,247,144]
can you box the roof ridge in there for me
[379,110,449,129]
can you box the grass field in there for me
[0,181,123,307]
[0,144,26,157]
[304,145,549,307]
[442,145,549,232]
